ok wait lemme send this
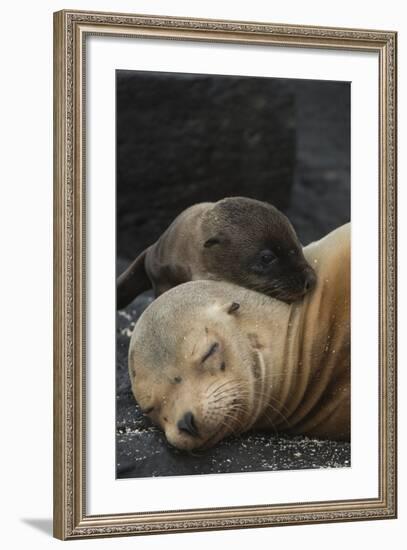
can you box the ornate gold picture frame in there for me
[53,9,397,540]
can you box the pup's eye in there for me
[141,406,154,415]
[201,342,219,363]
[259,249,276,265]
[204,237,221,248]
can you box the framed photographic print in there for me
[53,9,397,540]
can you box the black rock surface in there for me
[117,70,295,260]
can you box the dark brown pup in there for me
[117,197,316,309]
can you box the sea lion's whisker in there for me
[209,379,237,394]
[211,382,247,395]
[252,396,291,422]
[210,392,251,407]
[249,388,291,417]
[257,409,280,436]
[204,379,220,395]
[222,410,247,433]
[207,380,245,400]
[211,393,239,404]
[209,386,238,400]
[221,415,240,434]
[268,396,291,418]
[217,401,247,414]
[227,412,248,430]
[265,395,292,418]
[210,387,248,403]
[261,401,290,427]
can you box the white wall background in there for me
[0,0,404,548]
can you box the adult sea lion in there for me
[117,197,316,308]
[128,223,350,450]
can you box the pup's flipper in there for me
[117,248,151,309]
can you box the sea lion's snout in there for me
[259,260,317,303]
[165,380,248,451]
[177,411,199,437]
[303,269,317,293]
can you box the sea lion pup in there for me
[128,223,350,451]
[117,197,316,308]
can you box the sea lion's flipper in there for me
[117,248,151,309]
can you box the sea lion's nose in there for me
[177,411,199,437]
[304,270,317,293]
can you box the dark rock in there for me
[117,70,296,259]
[284,79,351,245]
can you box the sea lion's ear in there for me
[203,237,221,248]
[226,302,240,315]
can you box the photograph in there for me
[53,9,396,539]
[115,70,351,479]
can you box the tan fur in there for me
[128,224,350,450]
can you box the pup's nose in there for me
[177,411,199,437]
[304,270,317,293]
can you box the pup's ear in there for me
[203,237,221,248]
[221,302,240,315]
[117,248,151,309]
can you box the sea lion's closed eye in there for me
[259,249,276,265]
[201,342,219,363]
[204,237,221,248]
